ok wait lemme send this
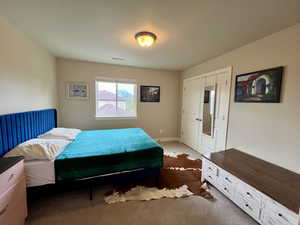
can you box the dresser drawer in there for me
[0,178,27,225]
[263,199,298,225]
[202,159,219,185]
[0,160,24,195]
[203,160,218,176]
[237,181,262,206]
[262,213,282,225]
[205,173,218,185]
[219,169,238,186]
[219,182,235,199]
[236,193,261,221]
[262,211,297,225]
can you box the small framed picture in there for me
[140,86,160,102]
[66,82,89,100]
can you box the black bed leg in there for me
[89,183,93,200]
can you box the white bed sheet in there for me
[24,160,55,187]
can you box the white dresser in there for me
[0,157,27,225]
[202,149,300,225]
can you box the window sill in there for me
[95,116,137,120]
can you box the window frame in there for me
[95,78,138,120]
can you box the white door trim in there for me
[184,66,232,81]
[181,66,232,151]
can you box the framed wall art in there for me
[235,67,283,103]
[66,82,89,100]
[140,85,160,102]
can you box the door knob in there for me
[195,118,202,121]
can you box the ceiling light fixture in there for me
[135,31,157,47]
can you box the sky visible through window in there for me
[96,81,136,117]
[97,81,134,93]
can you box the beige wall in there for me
[0,16,57,115]
[182,23,300,174]
[57,58,180,139]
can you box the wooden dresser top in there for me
[203,149,300,214]
[0,157,24,175]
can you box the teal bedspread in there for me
[55,128,163,181]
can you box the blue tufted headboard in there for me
[0,109,57,156]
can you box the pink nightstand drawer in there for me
[0,160,24,195]
[0,177,27,225]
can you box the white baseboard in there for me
[155,137,180,142]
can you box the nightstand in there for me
[0,157,27,225]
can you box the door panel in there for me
[200,75,217,153]
[181,114,198,149]
[199,71,231,153]
[181,78,203,150]
[215,73,231,151]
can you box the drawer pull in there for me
[0,204,8,216]
[8,173,15,182]
[246,192,253,197]
[278,213,289,222]
[225,177,231,183]
[208,175,212,179]
[245,204,253,211]
[208,167,212,170]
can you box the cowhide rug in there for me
[104,153,213,204]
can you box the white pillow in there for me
[38,127,81,141]
[4,139,71,161]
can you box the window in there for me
[95,80,137,118]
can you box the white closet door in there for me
[181,67,232,154]
[200,75,217,152]
[200,71,231,153]
[215,72,231,151]
[181,78,203,150]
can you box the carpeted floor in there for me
[25,142,258,225]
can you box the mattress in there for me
[24,160,55,187]
[55,128,163,181]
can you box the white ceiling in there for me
[1,0,300,71]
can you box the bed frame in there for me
[0,109,160,200]
[0,109,57,157]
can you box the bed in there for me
[55,128,163,181]
[0,109,163,189]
